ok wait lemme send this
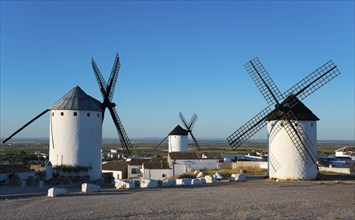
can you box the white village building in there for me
[102,160,128,182]
[126,158,151,180]
[168,152,224,176]
[335,147,355,157]
[141,158,172,180]
[49,86,103,180]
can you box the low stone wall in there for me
[219,162,267,170]
[236,161,267,169]
[318,167,354,175]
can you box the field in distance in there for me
[0,138,353,158]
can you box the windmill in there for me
[227,58,340,179]
[2,85,103,180]
[152,113,200,152]
[91,53,133,157]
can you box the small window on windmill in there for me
[97,113,100,117]
[61,112,64,116]
[74,112,77,116]
[162,174,167,178]
[311,122,313,127]
[52,112,54,116]
[87,113,90,117]
[280,122,284,127]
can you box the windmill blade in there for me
[107,105,133,156]
[179,112,189,130]
[151,135,169,152]
[268,118,283,143]
[91,58,108,99]
[282,110,317,165]
[92,54,134,156]
[106,53,120,102]
[2,109,49,144]
[227,106,272,149]
[188,114,198,130]
[92,57,111,122]
[268,152,282,174]
[189,131,200,151]
[283,60,340,107]
[245,57,283,106]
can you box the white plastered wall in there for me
[168,135,188,152]
[49,110,102,180]
[142,169,173,180]
[267,120,317,180]
[102,170,123,181]
[171,159,220,176]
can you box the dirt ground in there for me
[0,176,354,220]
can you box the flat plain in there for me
[1,139,353,158]
[1,140,354,219]
[1,176,354,220]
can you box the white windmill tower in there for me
[49,86,103,180]
[266,99,319,179]
[2,86,103,180]
[3,53,133,180]
[168,125,188,152]
[227,58,340,180]
[152,113,200,153]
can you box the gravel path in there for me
[1,177,354,219]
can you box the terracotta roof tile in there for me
[143,158,170,169]
[127,158,151,166]
[168,152,224,160]
[102,160,128,171]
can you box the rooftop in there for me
[168,152,224,160]
[169,125,188,135]
[102,160,128,171]
[51,86,102,111]
[127,158,151,166]
[143,158,170,169]
[266,97,319,121]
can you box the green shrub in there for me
[177,172,196,179]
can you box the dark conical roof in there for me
[51,86,102,111]
[266,98,319,121]
[169,125,188,135]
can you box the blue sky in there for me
[1,1,354,141]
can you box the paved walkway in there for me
[1,174,354,200]
[0,183,87,200]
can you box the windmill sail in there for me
[283,60,340,105]
[227,106,271,148]
[244,57,283,106]
[2,109,49,144]
[151,135,169,152]
[179,112,200,151]
[91,53,133,157]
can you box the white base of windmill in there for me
[168,135,188,152]
[49,110,102,180]
[267,120,317,180]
